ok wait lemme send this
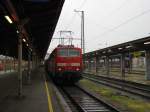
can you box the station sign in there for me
[132,51,142,57]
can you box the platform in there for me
[0,67,63,112]
[84,70,150,85]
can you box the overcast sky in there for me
[47,0,150,55]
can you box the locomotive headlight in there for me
[58,68,62,71]
[76,68,80,71]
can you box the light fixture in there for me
[16,30,19,34]
[144,41,150,45]
[58,68,62,71]
[26,44,29,46]
[23,38,26,42]
[4,16,13,24]
[126,45,132,48]
[108,49,112,52]
[118,48,122,50]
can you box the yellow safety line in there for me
[45,81,54,112]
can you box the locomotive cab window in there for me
[58,49,68,57]
[58,49,80,57]
[69,49,80,57]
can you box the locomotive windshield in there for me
[58,49,80,57]
[58,49,68,57]
[69,49,80,56]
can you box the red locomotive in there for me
[45,44,82,83]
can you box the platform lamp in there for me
[4,15,13,24]
[74,10,86,71]
[74,10,85,54]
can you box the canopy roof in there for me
[0,0,65,59]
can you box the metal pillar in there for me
[121,54,125,80]
[74,10,85,54]
[82,11,85,54]
[87,60,89,71]
[32,54,34,69]
[145,50,150,80]
[18,34,22,97]
[36,55,38,67]
[34,55,36,68]
[88,59,91,72]
[13,58,15,71]
[4,55,7,73]
[106,56,110,76]
[32,52,36,69]
[129,53,132,73]
[110,58,112,68]
[10,58,12,72]
[95,56,99,74]
[27,50,31,84]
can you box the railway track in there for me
[59,85,121,112]
[83,73,150,99]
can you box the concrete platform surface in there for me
[0,68,60,112]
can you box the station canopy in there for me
[0,0,65,59]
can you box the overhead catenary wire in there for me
[77,0,88,9]
[98,8,150,37]
[88,0,132,31]
[65,0,88,30]
[104,0,131,18]
[77,0,132,44]
[65,13,77,30]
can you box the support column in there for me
[95,56,99,74]
[87,60,89,72]
[27,50,31,84]
[18,34,22,97]
[106,56,110,76]
[32,52,36,69]
[32,53,34,69]
[4,55,7,73]
[129,53,132,73]
[121,54,125,80]
[35,55,38,67]
[88,59,91,72]
[145,50,150,80]
[13,58,15,71]
[82,59,85,71]
[10,58,12,72]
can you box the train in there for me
[45,44,82,83]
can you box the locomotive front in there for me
[55,46,82,82]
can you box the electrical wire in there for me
[78,0,88,9]
[98,8,150,37]
[64,0,88,30]
[85,0,131,31]
[105,0,131,18]
[65,13,77,30]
